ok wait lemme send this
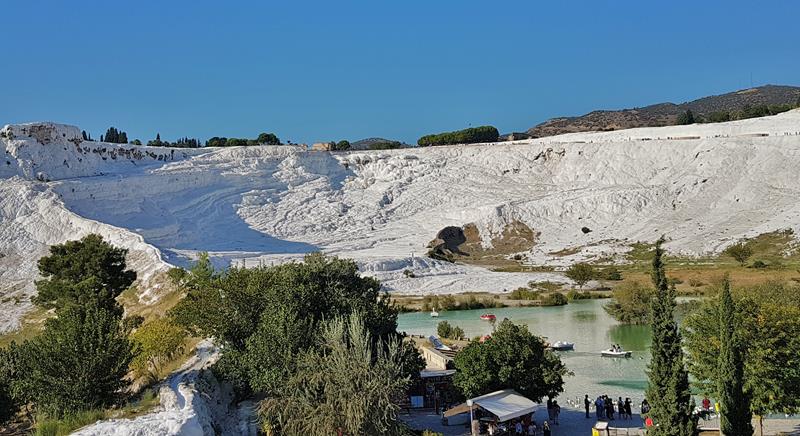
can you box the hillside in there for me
[3,113,800,332]
[527,85,800,137]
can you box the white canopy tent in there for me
[465,389,538,422]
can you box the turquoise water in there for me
[398,299,652,408]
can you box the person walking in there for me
[624,398,632,420]
[553,400,561,425]
[547,397,555,423]
[543,421,551,436]
[584,394,591,418]
[618,397,625,419]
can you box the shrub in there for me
[751,260,768,269]
[540,293,568,306]
[437,321,465,340]
[417,126,499,147]
[604,281,654,324]
[509,287,540,300]
[567,290,595,300]
[601,267,623,281]
[130,319,187,382]
[677,110,695,125]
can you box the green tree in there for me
[418,126,499,146]
[33,234,136,313]
[604,281,654,324]
[12,301,134,418]
[724,243,753,266]
[437,320,464,340]
[258,314,411,436]
[0,344,21,424]
[718,278,753,436]
[677,110,695,125]
[130,319,186,382]
[256,132,281,145]
[565,263,594,289]
[684,281,800,433]
[170,252,423,396]
[645,237,696,436]
[453,319,568,400]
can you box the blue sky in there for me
[1,1,798,144]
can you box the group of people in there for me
[486,416,551,436]
[609,344,624,352]
[584,395,634,420]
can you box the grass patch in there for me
[33,388,162,435]
[34,410,107,436]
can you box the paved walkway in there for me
[402,406,800,436]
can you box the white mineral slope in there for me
[73,340,257,436]
[3,112,800,329]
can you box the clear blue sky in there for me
[1,1,798,144]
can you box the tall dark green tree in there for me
[718,278,753,436]
[33,234,136,313]
[645,237,696,436]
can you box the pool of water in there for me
[398,299,652,408]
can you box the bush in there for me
[751,260,768,269]
[418,126,499,147]
[677,110,695,125]
[130,319,187,382]
[601,267,622,281]
[509,287,539,300]
[540,293,568,306]
[604,281,655,324]
[567,290,596,300]
[437,321,465,340]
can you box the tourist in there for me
[606,396,615,420]
[641,398,651,415]
[553,400,561,425]
[543,421,551,436]
[584,394,591,418]
[547,397,555,423]
[618,397,625,419]
[624,398,632,419]
[515,419,524,435]
[527,421,537,436]
[596,395,605,419]
[702,396,711,411]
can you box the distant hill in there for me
[350,137,412,150]
[527,85,800,137]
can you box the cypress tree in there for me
[718,277,753,435]
[645,237,696,436]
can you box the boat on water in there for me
[601,348,632,358]
[479,313,496,321]
[550,341,575,351]
[430,310,439,317]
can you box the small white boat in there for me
[601,348,632,358]
[430,310,439,317]
[550,341,575,351]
